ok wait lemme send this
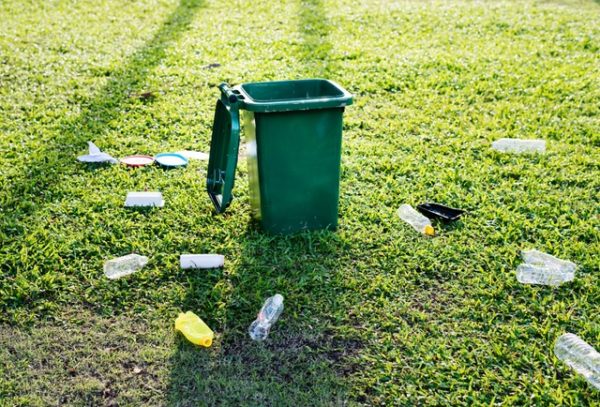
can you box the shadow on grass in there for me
[167,228,357,405]
[298,0,333,77]
[0,0,205,316]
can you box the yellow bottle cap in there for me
[424,225,435,236]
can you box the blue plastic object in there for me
[155,153,188,167]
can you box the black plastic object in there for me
[417,203,465,222]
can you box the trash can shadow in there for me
[166,227,355,405]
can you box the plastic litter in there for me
[175,311,214,347]
[155,153,188,167]
[104,253,148,280]
[249,294,284,342]
[180,254,224,269]
[516,249,576,286]
[124,192,164,207]
[176,150,209,161]
[397,204,434,236]
[77,141,117,164]
[417,203,465,222]
[120,155,155,167]
[491,138,546,153]
[554,333,600,390]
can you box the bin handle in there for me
[219,82,238,104]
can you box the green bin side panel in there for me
[246,108,344,234]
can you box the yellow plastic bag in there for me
[175,311,214,347]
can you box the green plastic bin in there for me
[207,79,353,234]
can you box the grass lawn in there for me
[1,0,599,405]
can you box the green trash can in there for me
[207,79,353,234]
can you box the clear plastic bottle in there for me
[516,263,574,286]
[249,294,284,341]
[397,204,434,236]
[104,254,148,280]
[491,138,546,153]
[554,333,600,390]
[516,249,576,286]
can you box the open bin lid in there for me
[206,84,241,213]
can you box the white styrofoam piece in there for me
[125,192,164,207]
[180,254,224,269]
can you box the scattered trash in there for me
[155,153,188,167]
[203,63,221,69]
[176,150,209,161]
[417,203,465,222]
[125,192,164,207]
[133,366,143,374]
[554,333,600,390]
[175,311,214,347]
[104,253,148,280]
[77,141,117,164]
[249,294,284,342]
[120,155,155,167]
[491,138,546,153]
[516,249,576,286]
[397,204,434,236]
[180,254,224,269]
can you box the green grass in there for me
[1,0,599,405]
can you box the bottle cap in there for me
[424,225,435,236]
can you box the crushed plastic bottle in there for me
[397,204,434,236]
[516,249,576,286]
[104,254,148,280]
[554,333,600,390]
[491,138,546,153]
[175,311,214,347]
[249,294,284,341]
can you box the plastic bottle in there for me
[397,204,434,236]
[554,333,600,390]
[491,138,546,153]
[249,294,284,341]
[516,249,576,286]
[175,311,214,347]
[103,254,148,280]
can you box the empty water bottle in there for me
[104,254,148,280]
[491,138,546,153]
[397,204,434,236]
[249,294,284,341]
[516,249,576,286]
[554,333,600,390]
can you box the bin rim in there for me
[233,79,353,113]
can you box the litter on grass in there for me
[417,202,465,222]
[180,254,224,269]
[491,138,546,153]
[125,192,164,207]
[176,150,209,161]
[104,253,148,280]
[175,311,214,347]
[155,153,188,167]
[397,204,434,236]
[77,141,117,164]
[120,155,155,167]
[516,249,576,286]
[249,294,284,341]
[554,333,600,390]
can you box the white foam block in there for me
[125,192,164,207]
[180,254,224,269]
